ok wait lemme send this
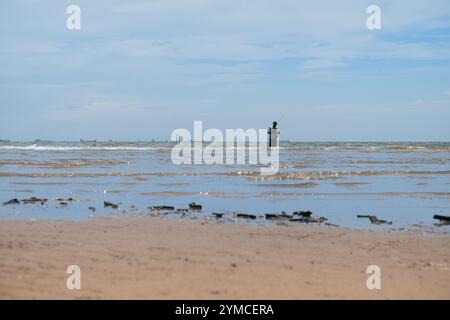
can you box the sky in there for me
[1,0,450,141]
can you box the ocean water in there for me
[0,141,449,232]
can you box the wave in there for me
[0,144,169,151]
[0,141,449,152]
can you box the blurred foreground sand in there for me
[0,217,449,299]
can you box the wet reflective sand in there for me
[0,141,449,231]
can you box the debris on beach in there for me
[189,203,202,210]
[212,212,224,218]
[104,201,119,209]
[21,197,48,205]
[357,214,392,225]
[293,210,313,218]
[236,213,257,220]
[265,212,292,220]
[2,198,20,206]
[281,210,328,224]
[3,197,93,207]
[149,206,175,211]
[289,216,327,223]
[433,215,450,226]
[433,214,450,222]
[176,208,189,213]
[53,197,95,203]
[59,202,68,207]
[88,207,96,213]
[56,197,73,202]
[325,222,340,227]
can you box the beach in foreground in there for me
[0,216,449,300]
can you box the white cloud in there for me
[3,0,450,78]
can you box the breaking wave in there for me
[0,141,449,152]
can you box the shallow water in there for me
[0,141,449,232]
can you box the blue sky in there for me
[1,0,450,141]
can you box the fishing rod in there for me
[276,112,286,124]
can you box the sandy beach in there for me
[0,216,449,300]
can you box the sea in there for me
[0,141,449,232]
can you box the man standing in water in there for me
[268,121,280,147]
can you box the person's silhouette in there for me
[268,121,280,147]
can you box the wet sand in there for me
[0,216,449,299]
[1,142,450,229]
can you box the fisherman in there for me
[267,121,280,147]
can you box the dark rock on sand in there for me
[433,215,450,226]
[293,210,313,218]
[56,198,75,202]
[357,214,392,225]
[104,201,119,209]
[265,213,292,220]
[265,214,278,220]
[236,213,257,220]
[3,198,20,206]
[21,197,48,204]
[286,209,328,224]
[149,206,175,211]
[290,216,327,223]
[212,213,224,218]
[189,203,202,210]
[433,214,450,222]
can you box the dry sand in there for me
[0,216,449,299]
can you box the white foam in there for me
[0,144,166,151]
